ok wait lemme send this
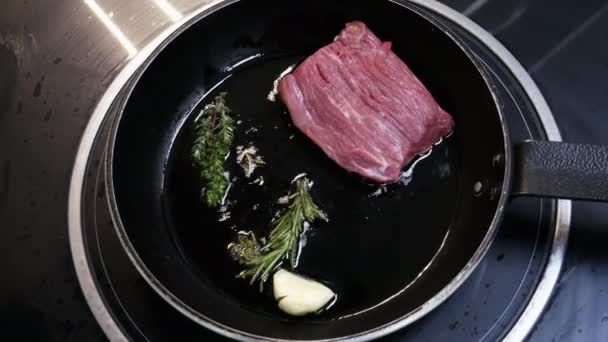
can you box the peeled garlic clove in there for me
[273,269,336,316]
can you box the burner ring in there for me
[68,1,571,341]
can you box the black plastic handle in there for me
[513,141,608,201]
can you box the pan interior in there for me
[110,0,507,339]
[165,56,459,319]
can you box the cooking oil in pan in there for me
[163,55,459,319]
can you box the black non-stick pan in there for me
[105,0,608,340]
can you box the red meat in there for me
[278,21,454,183]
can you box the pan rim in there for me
[104,0,511,340]
[67,0,571,341]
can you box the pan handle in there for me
[513,140,608,201]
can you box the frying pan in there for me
[105,0,608,340]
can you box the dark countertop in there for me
[1,0,607,340]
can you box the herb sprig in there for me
[228,176,327,290]
[191,93,235,207]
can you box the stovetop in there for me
[1,0,608,341]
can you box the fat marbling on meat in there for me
[278,21,454,183]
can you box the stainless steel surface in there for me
[54,0,570,340]
[67,1,219,341]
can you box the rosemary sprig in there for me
[191,93,235,207]
[228,176,328,290]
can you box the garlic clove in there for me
[273,269,336,316]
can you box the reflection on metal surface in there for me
[223,52,263,72]
[84,0,138,58]
[152,0,184,22]
[462,0,489,16]
[529,2,608,74]
[490,5,527,34]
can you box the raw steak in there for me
[278,21,454,183]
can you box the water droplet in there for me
[16,233,31,241]
[437,163,451,179]
[473,181,484,196]
[489,186,500,200]
[602,316,608,323]
[33,82,42,97]
[492,154,504,168]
